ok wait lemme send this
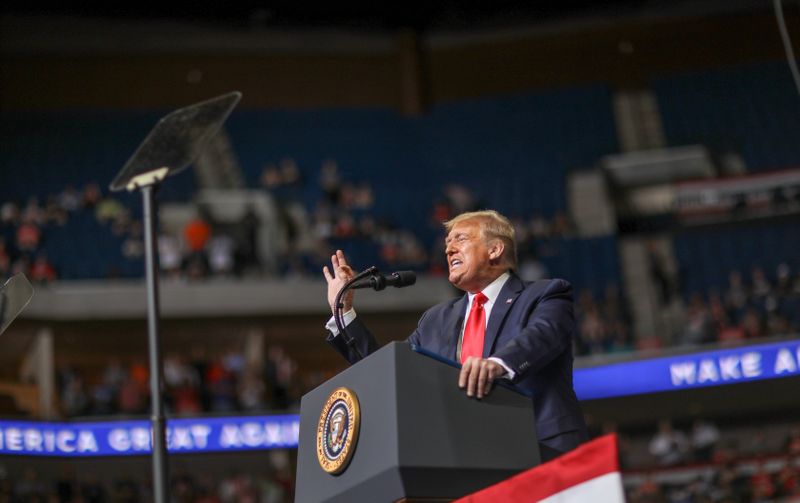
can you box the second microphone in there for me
[349,270,416,291]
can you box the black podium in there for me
[295,342,540,503]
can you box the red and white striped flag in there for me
[454,434,624,503]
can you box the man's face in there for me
[445,219,496,293]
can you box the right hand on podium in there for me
[323,250,355,315]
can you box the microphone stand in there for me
[333,266,378,361]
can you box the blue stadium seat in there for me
[673,220,800,298]
[654,62,800,172]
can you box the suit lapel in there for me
[483,273,525,356]
[443,295,468,361]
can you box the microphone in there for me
[350,270,416,291]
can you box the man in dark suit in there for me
[323,210,587,460]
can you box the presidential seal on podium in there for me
[316,387,361,474]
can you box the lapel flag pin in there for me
[506,298,514,304]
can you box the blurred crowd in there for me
[678,264,800,347]
[2,158,798,364]
[157,205,262,281]
[0,185,100,283]
[0,451,294,503]
[55,345,316,419]
[572,284,634,356]
[262,157,429,277]
[624,421,800,502]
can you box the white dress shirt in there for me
[326,271,515,379]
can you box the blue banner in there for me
[574,339,800,400]
[0,414,299,457]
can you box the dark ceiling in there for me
[0,1,767,31]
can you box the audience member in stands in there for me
[58,184,81,213]
[260,163,282,191]
[82,182,102,209]
[206,356,238,412]
[118,373,146,415]
[208,233,236,276]
[517,250,548,282]
[443,183,480,215]
[183,210,212,278]
[785,426,800,456]
[1,200,20,225]
[690,418,720,462]
[277,157,304,198]
[158,232,183,278]
[724,270,748,320]
[775,455,800,498]
[379,228,428,269]
[122,220,145,260]
[29,252,57,283]
[750,266,772,301]
[172,376,202,415]
[95,195,126,224]
[185,250,211,279]
[332,212,357,238]
[61,375,90,417]
[353,181,374,210]
[649,420,689,466]
[237,205,261,274]
[572,286,634,355]
[681,294,714,345]
[319,159,342,206]
[238,368,267,412]
[21,196,44,225]
[750,461,777,501]
[44,194,68,226]
[741,306,764,339]
[15,216,41,252]
[93,359,126,415]
[261,158,307,272]
[265,345,296,410]
[578,303,607,355]
[9,254,30,277]
[707,291,735,340]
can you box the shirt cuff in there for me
[488,357,516,380]
[325,309,357,336]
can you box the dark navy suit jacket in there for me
[327,273,588,454]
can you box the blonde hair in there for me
[444,210,517,268]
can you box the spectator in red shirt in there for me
[184,216,211,253]
[16,218,41,252]
[750,462,776,500]
[30,253,57,283]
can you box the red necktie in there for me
[461,292,488,363]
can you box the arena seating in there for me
[654,61,800,172]
[672,219,800,298]
[0,109,196,203]
[1,85,621,292]
[227,84,618,232]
